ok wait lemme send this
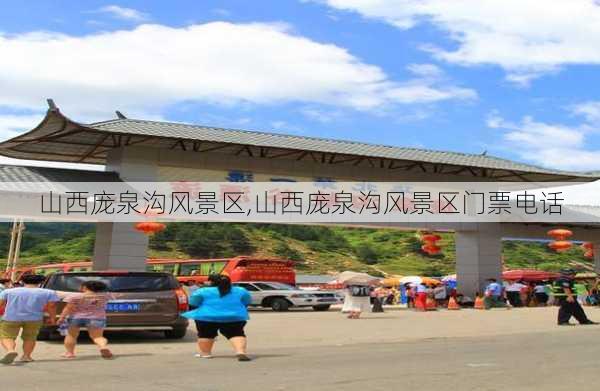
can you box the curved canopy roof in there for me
[0,106,598,182]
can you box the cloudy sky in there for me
[1,0,600,171]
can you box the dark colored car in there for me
[40,271,189,340]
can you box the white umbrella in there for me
[442,274,456,282]
[399,276,422,285]
[335,271,380,285]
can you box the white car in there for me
[233,281,343,311]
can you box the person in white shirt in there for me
[533,282,549,306]
[505,281,526,307]
[414,283,429,311]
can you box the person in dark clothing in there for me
[553,269,597,326]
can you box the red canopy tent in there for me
[502,269,560,282]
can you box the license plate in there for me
[106,303,142,313]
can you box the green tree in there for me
[274,242,305,262]
[354,243,379,265]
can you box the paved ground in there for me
[3,307,600,390]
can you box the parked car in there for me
[233,281,343,311]
[39,271,189,340]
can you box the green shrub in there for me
[354,243,379,264]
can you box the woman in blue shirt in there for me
[183,274,251,361]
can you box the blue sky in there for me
[1,0,600,171]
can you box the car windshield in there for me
[46,273,179,292]
[256,282,296,290]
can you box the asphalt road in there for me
[2,308,600,391]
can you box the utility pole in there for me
[10,220,25,281]
[5,218,17,274]
[5,219,25,282]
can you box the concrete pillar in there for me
[92,147,159,271]
[455,224,503,298]
[105,147,160,181]
[92,222,149,271]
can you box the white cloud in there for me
[0,22,474,124]
[96,5,149,22]
[317,0,600,83]
[300,107,343,123]
[572,101,600,123]
[406,63,443,79]
[488,111,600,171]
[212,8,232,17]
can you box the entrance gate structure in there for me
[1,102,599,297]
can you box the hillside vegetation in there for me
[0,222,593,276]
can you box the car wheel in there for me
[271,298,290,311]
[165,327,188,339]
[312,305,331,311]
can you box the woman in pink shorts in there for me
[57,280,113,359]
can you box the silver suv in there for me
[234,281,342,311]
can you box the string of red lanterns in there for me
[582,242,594,259]
[420,231,442,256]
[546,229,595,261]
[547,228,573,252]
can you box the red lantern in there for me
[547,228,573,241]
[421,234,441,243]
[548,240,572,252]
[422,243,441,255]
[420,231,442,255]
[582,242,594,250]
[134,222,166,236]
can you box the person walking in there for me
[405,284,414,308]
[573,280,589,306]
[371,287,385,313]
[342,284,371,318]
[589,279,600,306]
[533,282,549,306]
[505,280,525,307]
[0,274,59,364]
[183,274,251,361]
[414,282,428,311]
[553,269,597,326]
[483,278,508,310]
[433,284,447,307]
[56,280,113,359]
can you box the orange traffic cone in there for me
[426,296,437,311]
[447,297,460,310]
[474,295,485,310]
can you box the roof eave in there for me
[1,108,599,182]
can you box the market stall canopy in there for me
[502,269,560,282]
[334,271,380,285]
[399,276,442,286]
[442,274,456,282]
[381,276,403,287]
